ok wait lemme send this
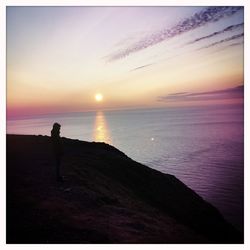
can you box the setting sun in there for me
[95,93,103,102]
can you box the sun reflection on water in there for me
[93,111,112,144]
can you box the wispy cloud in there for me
[168,92,188,96]
[158,85,243,102]
[200,40,243,56]
[227,41,244,47]
[130,63,154,72]
[186,22,243,45]
[197,33,244,50]
[106,7,243,62]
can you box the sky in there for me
[7,6,244,118]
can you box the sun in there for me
[95,93,103,102]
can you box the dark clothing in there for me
[51,129,63,157]
[51,128,63,181]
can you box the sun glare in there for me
[95,93,103,102]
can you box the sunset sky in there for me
[7,6,244,118]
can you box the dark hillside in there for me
[6,135,242,243]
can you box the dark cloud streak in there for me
[158,85,243,102]
[107,7,243,62]
[197,33,243,50]
[130,63,154,72]
[186,22,243,45]
[227,41,244,47]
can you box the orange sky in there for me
[7,6,244,118]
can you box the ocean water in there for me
[7,104,244,231]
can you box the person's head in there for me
[52,122,61,132]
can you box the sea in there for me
[7,104,244,232]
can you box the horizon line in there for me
[6,102,244,121]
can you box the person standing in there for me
[51,122,64,182]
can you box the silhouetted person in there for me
[51,123,64,182]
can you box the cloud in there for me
[168,92,188,96]
[227,41,244,47]
[197,33,244,50]
[186,22,243,45]
[158,85,244,102]
[130,63,154,72]
[106,7,243,62]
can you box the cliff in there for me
[6,134,242,243]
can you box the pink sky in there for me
[7,6,244,118]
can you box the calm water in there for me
[7,104,244,231]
